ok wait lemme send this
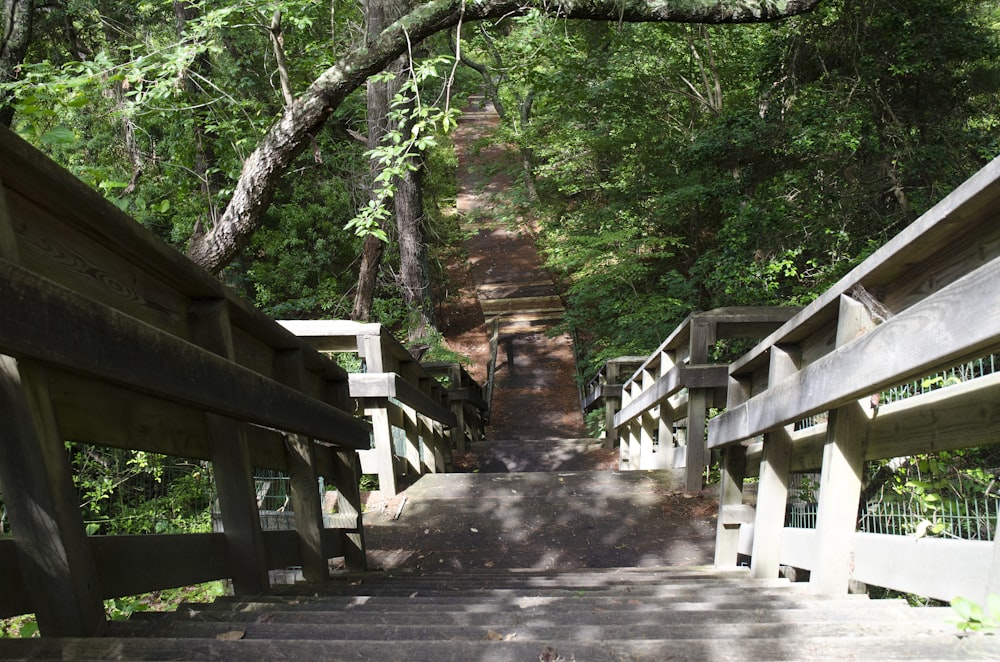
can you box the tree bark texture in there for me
[396,154,435,335]
[185,0,823,273]
[351,0,408,321]
[0,0,35,126]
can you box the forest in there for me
[1,0,999,629]
[2,0,998,370]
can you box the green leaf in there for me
[18,621,39,638]
[39,126,76,145]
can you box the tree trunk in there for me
[184,0,823,273]
[351,0,408,321]
[396,154,435,336]
[0,0,36,126]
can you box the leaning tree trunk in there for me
[183,0,823,274]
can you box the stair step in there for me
[480,296,564,313]
[113,618,958,642]
[181,594,878,614]
[1,633,988,661]
[125,601,939,627]
[476,282,558,299]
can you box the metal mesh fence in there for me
[785,497,998,541]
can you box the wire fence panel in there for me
[786,498,998,541]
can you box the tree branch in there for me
[186,0,824,272]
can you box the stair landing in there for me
[364,470,719,572]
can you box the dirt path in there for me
[443,100,589,443]
[359,103,718,571]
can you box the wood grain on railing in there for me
[0,126,369,635]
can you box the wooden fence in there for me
[278,321,461,496]
[422,361,489,453]
[707,154,1000,604]
[611,308,796,491]
[0,127,370,636]
[582,356,645,446]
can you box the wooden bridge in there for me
[1,123,999,659]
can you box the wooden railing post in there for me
[0,184,105,635]
[364,398,398,496]
[638,368,655,468]
[419,413,438,473]
[714,375,749,568]
[331,449,366,571]
[657,351,677,470]
[0,356,107,636]
[189,300,269,595]
[274,348,327,584]
[686,318,716,491]
[750,345,798,579]
[603,361,623,449]
[810,294,875,595]
[401,403,422,475]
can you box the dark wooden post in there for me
[274,348,328,584]
[0,356,106,635]
[686,318,717,491]
[0,183,105,635]
[188,300,269,595]
[332,449,367,571]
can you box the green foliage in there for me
[585,407,606,439]
[458,1,1000,375]
[867,446,1000,540]
[346,55,461,241]
[68,445,214,536]
[951,595,1000,633]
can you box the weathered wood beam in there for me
[709,254,1000,449]
[90,533,230,598]
[0,357,107,635]
[0,260,370,449]
[350,372,457,426]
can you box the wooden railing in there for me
[0,127,370,636]
[582,356,645,447]
[422,361,488,454]
[708,154,1000,603]
[278,321,458,496]
[612,308,796,491]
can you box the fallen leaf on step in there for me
[215,630,245,641]
[484,560,495,568]
[470,527,479,533]
[485,629,516,641]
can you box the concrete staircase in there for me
[1,566,986,660]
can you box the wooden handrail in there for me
[703,153,1000,604]
[278,319,477,495]
[0,126,369,635]
[610,307,795,490]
